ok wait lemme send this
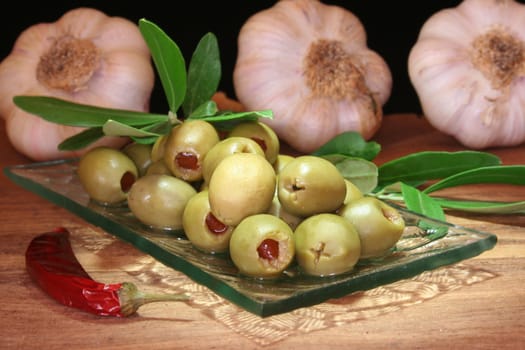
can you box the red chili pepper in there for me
[25,227,189,317]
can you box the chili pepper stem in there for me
[118,282,190,317]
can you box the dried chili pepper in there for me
[25,227,189,317]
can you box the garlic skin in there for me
[408,0,525,149]
[233,0,392,153]
[0,8,155,161]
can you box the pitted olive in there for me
[229,214,295,278]
[201,136,264,184]
[122,142,153,177]
[267,194,303,230]
[150,134,168,162]
[273,154,295,174]
[145,160,172,176]
[127,174,197,230]
[338,197,405,259]
[277,155,346,217]
[294,213,361,277]
[208,152,276,226]
[182,190,234,253]
[228,121,280,164]
[343,179,364,205]
[163,120,220,182]
[77,146,138,206]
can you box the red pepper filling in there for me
[120,171,136,193]
[205,212,229,235]
[257,239,279,260]
[175,152,199,170]
[251,137,267,152]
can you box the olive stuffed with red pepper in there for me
[77,146,138,206]
[229,214,295,278]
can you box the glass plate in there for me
[4,159,497,317]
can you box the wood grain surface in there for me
[1,114,524,349]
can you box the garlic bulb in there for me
[0,8,155,161]
[233,0,392,153]
[408,0,525,149]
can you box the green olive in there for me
[201,136,265,184]
[122,142,153,177]
[150,134,168,162]
[163,120,220,182]
[338,197,405,259]
[277,155,346,217]
[228,121,280,164]
[182,190,234,253]
[273,154,295,174]
[145,160,172,176]
[267,193,303,230]
[77,146,138,206]
[208,152,276,226]
[127,174,197,230]
[229,214,295,278]
[294,213,361,277]
[343,179,364,205]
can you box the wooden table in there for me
[1,114,524,349]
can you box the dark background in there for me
[2,1,513,115]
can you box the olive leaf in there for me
[13,96,168,127]
[187,100,219,119]
[423,165,525,193]
[183,32,221,116]
[400,183,446,222]
[102,120,162,137]
[432,197,525,214]
[189,109,274,131]
[14,96,170,150]
[58,127,105,150]
[373,152,525,216]
[312,131,381,194]
[139,19,186,114]
[312,131,381,160]
[196,109,273,122]
[321,155,378,194]
[377,151,501,186]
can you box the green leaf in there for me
[139,19,186,114]
[188,100,219,119]
[102,120,162,137]
[401,183,446,221]
[432,197,525,214]
[127,121,173,145]
[58,127,105,151]
[195,109,273,122]
[322,155,378,194]
[13,96,169,127]
[139,120,173,135]
[373,180,426,194]
[311,131,381,161]
[191,109,273,130]
[183,33,221,116]
[378,151,501,186]
[130,135,159,145]
[423,165,525,194]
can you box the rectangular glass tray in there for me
[4,158,497,317]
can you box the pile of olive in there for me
[76,119,405,279]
